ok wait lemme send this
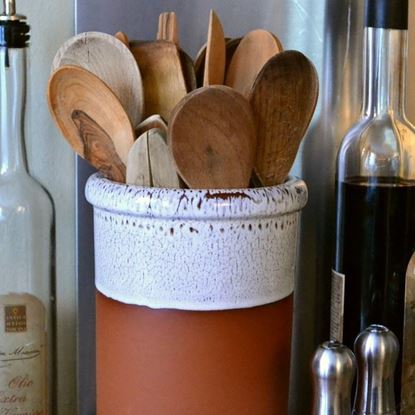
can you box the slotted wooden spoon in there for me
[249,50,319,186]
[157,12,179,46]
[168,85,257,189]
[127,128,180,188]
[47,65,135,183]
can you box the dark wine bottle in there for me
[332,0,415,409]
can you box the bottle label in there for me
[330,270,345,343]
[0,293,47,415]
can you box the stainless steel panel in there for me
[75,1,394,414]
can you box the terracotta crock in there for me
[85,173,308,415]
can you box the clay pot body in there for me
[86,174,308,415]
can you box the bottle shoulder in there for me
[0,173,53,215]
[337,114,415,179]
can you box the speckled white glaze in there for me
[85,173,308,311]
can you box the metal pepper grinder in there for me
[311,341,356,415]
[353,325,399,415]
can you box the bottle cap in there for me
[365,0,408,30]
[0,0,29,48]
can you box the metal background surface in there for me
[75,1,414,414]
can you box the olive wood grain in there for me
[48,65,135,182]
[51,31,143,128]
[249,50,319,186]
[168,85,257,189]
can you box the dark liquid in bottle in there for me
[335,177,415,402]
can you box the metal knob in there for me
[311,340,356,415]
[353,325,399,415]
[0,0,25,21]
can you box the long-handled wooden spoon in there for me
[47,65,135,183]
[127,128,180,188]
[130,40,187,121]
[225,29,283,97]
[168,85,257,189]
[249,50,319,186]
[52,31,144,128]
[203,10,226,86]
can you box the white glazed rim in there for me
[85,173,308,220]
[85,173,308,223]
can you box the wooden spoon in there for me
[225,29,283,97]
[168,85,257,189]
[51,31,144,128]
[127,128,180,188]
[203,10,226,86]
[157,12,179,46]
[249,50,319,186]
[114,31,129,47]
[135,114,168,138]
[130,40,187,121]
[47,65,135,182]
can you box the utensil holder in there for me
[85,173,308,415]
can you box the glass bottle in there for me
[332,0,415,406]
[0,0,54,413]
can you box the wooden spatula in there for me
[48,65,135,182]
[225,29,283,97]
[130,40,187,121]
[168,85,257,189]
[203,10,226,86]
[52,31,144,128]
[250,50,319,186]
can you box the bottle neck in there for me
[362,27,407,117]
[0,46,27,176]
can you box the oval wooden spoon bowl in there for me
[52,31,144,128]
[250,50,319,186]
[47,65,135,183]
[226,29,283,97]
[168,85,257,189]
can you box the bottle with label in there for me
[0,1,54,414]
[333,0,415,407]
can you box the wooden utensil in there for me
[195,37,241,88]
[48,65,135,182]
[114,31,129,47]
[127,129,180,188]
[157,12,179,46]
[135,114,168,138]
[203,10,226,86]
[249,50,319,186]
[225,29,283,97]
[168,85,257,189]
[130,40,187,121]
[52,31,144,128]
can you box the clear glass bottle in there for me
[0,1,54,413]
[333,0,415,406]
